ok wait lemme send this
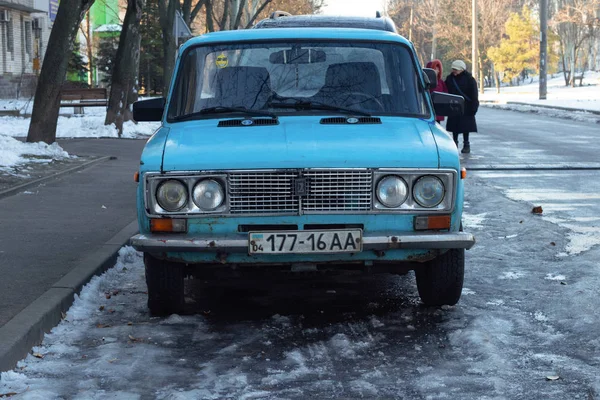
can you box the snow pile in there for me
[0,135,71,170]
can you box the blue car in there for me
[131,13,475,315]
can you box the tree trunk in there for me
[26,0,94,143]
[495,72,500,94]
[123,33,142,123]
[159,0,177,93]
[105,0,145,136]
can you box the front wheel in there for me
[415,248,464,306]
[144,253,185,316]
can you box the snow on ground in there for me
[0,135,72,172]
[481,71,600,111]
[0,100,159,171]
[480,71,600,124]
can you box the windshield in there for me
[167,40,429,121]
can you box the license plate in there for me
[248,230,363,254]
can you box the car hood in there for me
[161,117,439,171]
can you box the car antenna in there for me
[375,11,382,18]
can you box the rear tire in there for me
[415,248,464,306]
[144,253,185,316]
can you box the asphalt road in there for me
[0,138,146,328]
[3,108,600,398]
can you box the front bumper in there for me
[130,232,475,253]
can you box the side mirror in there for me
[431,92,464,117]
[133,98,165,122]
[422,68,437,90]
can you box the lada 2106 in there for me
[130,14,475,315]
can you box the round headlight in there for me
[193,179,225,211]
[156,180,188,212]
[376,175,408,208]
[413,176,445,208]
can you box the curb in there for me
[0,220,139,373]
[506,101,600,115]
[481,101,600,116]
[0,156,112,200]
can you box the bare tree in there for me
[550,0,600,86]
[26,0,95,143]
[158,0,178,93]
[105,0,145,136]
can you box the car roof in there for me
[253,13,397,33]
[180,27,410,52]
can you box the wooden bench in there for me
[60,88,108,113]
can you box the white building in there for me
[0,0,52,98]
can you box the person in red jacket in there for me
[425,59,449,123]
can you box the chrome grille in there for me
[228,171,299,214]
[303,170,372,212]
[228,170,372,214]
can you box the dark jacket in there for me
[445,70,479,133]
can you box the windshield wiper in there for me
[268,97,372,117]
[172,106,277,122]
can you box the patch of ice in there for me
[545,274,566,281]
[462,212,488,229]
[499,271,525,280]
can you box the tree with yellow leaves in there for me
[488,7,541,90]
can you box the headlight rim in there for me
[192,178,226,211]
[155,179,189,212]
[376,175,409,208]
[412,175,445,208]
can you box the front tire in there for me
[144,253,185,316]
[415,248,464,306]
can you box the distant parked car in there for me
[130,13,474,315]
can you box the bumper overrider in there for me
[130,232,475,253]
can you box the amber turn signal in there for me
[414,215,451,231]
[134,171,139,182]
[461,167,467,179]
[150,218,187,233]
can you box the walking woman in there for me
[445,60,479,154]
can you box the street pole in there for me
[539,0,548,99]
[431,0,437,60]
[472,0,479,88]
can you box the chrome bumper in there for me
[130,232,475,253]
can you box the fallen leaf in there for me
[112,290,119,296]
[546,375,560,381]
[560,282,567,285]
[105,293,111,299]
[519,220,523,224]
[0,392,18,398]
[96,324,112,328]
[532,206,543,214]
[108,309,115,313]
[128,335,141,342]
[32,352,44,359]
[550,242,556,246]
[107,358,118,363]
[99,306,105,311]
[127,322,133,326]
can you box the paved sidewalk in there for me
[0,138,146,371]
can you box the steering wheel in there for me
[343,92,384,111]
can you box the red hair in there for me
[425,59,444,80]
